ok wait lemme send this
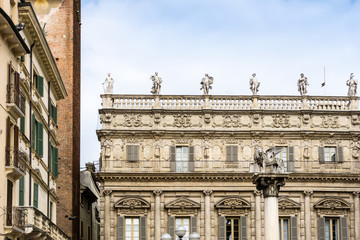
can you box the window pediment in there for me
[314,197,350,216]
[278,197,301,209]
[215,197,251,209]
[165,197,200,209]
[114,197,150,209]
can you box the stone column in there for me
[204,190,213,239]
[304,190,313,240]
[103,190,112,240]
[154,190,163,240]
[254,190,262,240]
[252,174,288,240]
[354,192,360,239]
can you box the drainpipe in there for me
[47,80,50,217]
[28,41,35,205]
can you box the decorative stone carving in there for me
[278,197,301,215]
[203,190,213,196]
[153,190,163,196]
[154,139,161,158]
[346,73,358,97]
[172,114,192,128]
[353,192,360,197]
[303,140,311,159]
[204,113,211,124]
[251,147,285,173]
[222,138,242,145]
[153,113,162,124]
[321,116,339,128]
[253,175,288,198]
[320,139,339,145]
[222,115,241,128]
[351,140,360,158]
[172,139,193,145]
[253,114,260,124]
[126,138,141,144]
[150,72,162,95]
[101,138,113,158]
[303,190,313,197]
[115,197,150,216]
[200,73,213,95]
[272,114,290,128]
[314,198,350,215]
[351,115,360,125]
[215,197,251,216]
[297,73,309,95]
[120,114,144,127]
[102,73,114,94]
[270,139,291,145]
[103,189,112,196]
[249,73,260,95]
[100,113,112,124]
[165,197,200,216]
[302,114,311,124]
[203,140,211,159]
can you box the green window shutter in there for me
[340,217,348,240]
[240,216,247,240]
[50,145,53,173]
[337,147,344,163]
[31,114,36,149]
[168,216,175,239]
[318,217,325,240]
[54,147,58,178]
[318,147,325,163]
[19,176,25,206]
[290,216,298,240]
[218,216,226,240]
[37,75,44,97]
[54,105,57,124]
[33,183,39,208]
[38,122,43,157]
[189,146,194,172]
[288,146,295,172]
[190,216,197,234]
[170,146,176,172]
[117,216,124,240]
[20,117,25,134]
[140,216,146,240]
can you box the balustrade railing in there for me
[5,207,26,231]
[5,147,27,174]
[102,94,358,111]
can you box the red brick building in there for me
[30,0,81,239]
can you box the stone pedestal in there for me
[252,174,288,240]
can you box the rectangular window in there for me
[20,117,25,134]
[276,147,288,171]
[226,146,238,162]
[279,218,290,240]
[324,147,337,162]
[126,145,139,161]
[176,218,190,240]
[32,114,44,158]
[50,145,58,178]
[176,146,188,172]
[226,218,240,240]
[19,176,25,206]
[33,182,39,208]
[35,75,44,97]
[125,217,140,240]
[50,103,57,124]
[325,218,339,240]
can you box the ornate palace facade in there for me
[96,93,360,240]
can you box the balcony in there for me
[5,147,27,181]
[6,82,25,119]
[3,207,26,237]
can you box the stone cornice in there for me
[95,172,360,183]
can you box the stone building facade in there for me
[28,0,82,239]
[0,1,69,239]
[96,94,360,240]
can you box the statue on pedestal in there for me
[249,73,260,95]
[150,72,163,95]
[200,73,214,95]
[102,73,114,94]
[297,73,308,95]
[346,73,358,97]
[253,146,284,173]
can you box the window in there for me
[35,74,44,97]
[275,146,294,172]
[50,103,57,124]
[50,202,53,221]
[176,147,189,172]
[325,218,339,240]
[226,146,238,162]
[126,145,139,161]
[19,176,25,206]
[20,116,25,135]
[125,217,139,240]
[175,218,190,240]
[226,218,240,240]
[279,218,290,240]
[50,145,59,177]
[33,183,39,208]
[319,147,343,163]
[32,114,43,157]
[276,147,288,171]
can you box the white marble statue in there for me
[249,73,260,95]
[297,73,308,95]
[253,146,284,173]
[346,73,358,97]
[150,72,163,95]
[102,73,114,94]
[200,73,214,95]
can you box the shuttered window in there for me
[19,176,25,206]
[219,216,247,240]
[33,183,39,208]
[175,218,190,240]
[31,114,44,158]
[50,103,57,124]
[20,117,25,134]
[126,145,139,161]
[226,146,238,162]
[319,147,344,163]
[51,145,59,178]
[318,217,348,240]
[36,75,44,97]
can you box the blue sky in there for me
[80,0,360,167]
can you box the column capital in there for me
[203,190,213,196]
[103,189,112,196]
[303,190,313,197]
[353,191,360,197]
[254,190,262,196]
[153,189,163,196]
[252,174,288,198]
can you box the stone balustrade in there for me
[101,94,358,110]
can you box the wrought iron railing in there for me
[5,147,27,174]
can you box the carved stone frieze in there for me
[278,197,300,215]
[222,138,242,145]
[319,139,340,145]
[100,113,113,124]
[303,140,311,159]
[215,197,250,216]
[302,114,311,124]
[153,113,162,124]
[115,197,150,216]
[172,139,193,145]
[351,140,360,158]
[212,115,251,128]
[351,114,360,125]
[270,139,292,145]
[125,161,140,168]
[272,114,290,128]
[204,113,211,124]
[165,197,200,216]
[314,198,350,216]
[321,116,339,128]
[103,189,112,196]
[126,138,142,144]
[172,114,192,128]
[252,139,261,147]
[253,114,260,124]
[101,138,113,158]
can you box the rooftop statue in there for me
[297,73,309,95]
[150,72,163,95]
[200,73,214,95]
[346,73,358,97]
[249,73,260,95]
[102,73,114,94]
[253,146,285,173]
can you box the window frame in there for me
[126,145,139,162]
[125,217,140,240]
[225,145,238,162]
[325,217,339,240]
[279,217,290,240]
[324,147,337,162]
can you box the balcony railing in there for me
[5,147,27,180]
[6,82,25,118]
[5,206,26,231]
[101,95,358,111]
